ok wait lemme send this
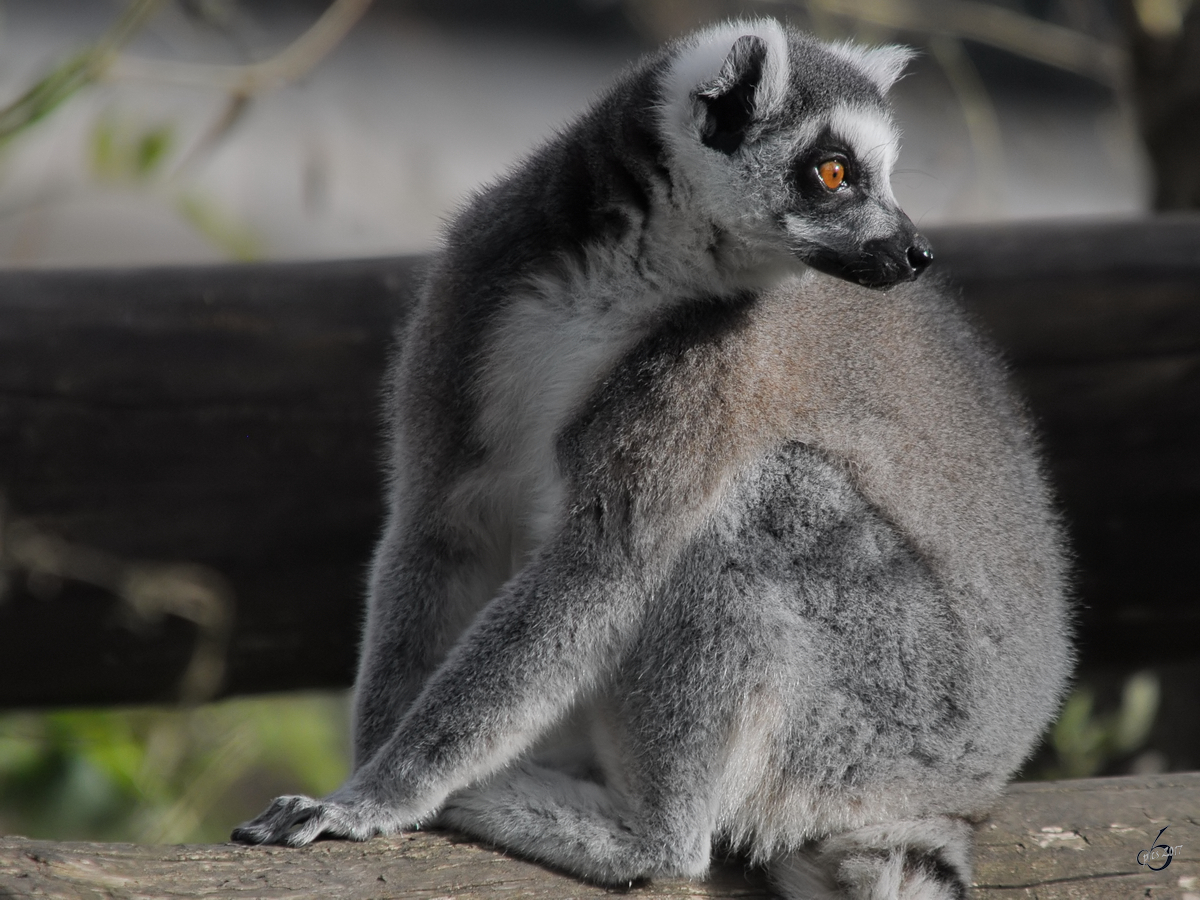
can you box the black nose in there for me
[907,235,934,274]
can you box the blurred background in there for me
[0,0,1175,267]
[0,0,1195,844]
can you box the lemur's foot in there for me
[231,790,411,846]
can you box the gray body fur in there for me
[234,20,1072,899]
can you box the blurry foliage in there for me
[0,3,373,842]
[1132,0,1194,39]
[0,0,163,151]
[1035,671,1162,780]
[0,50,100,152]
[176,191,264,261]
[0,0,256,259]
[0,0,373,262]
[85,113,266,259]
[0,694,349,843]
[89,116,176,184]
[0,512,338,844]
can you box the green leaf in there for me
[89,116,176,183]
[176,192,264,261]
[1113,671,1160,755]
[135,125,174,177]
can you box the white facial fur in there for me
[825,41,917,94]
[807,103,908,251]
[828,103,903,203]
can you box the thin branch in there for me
[0,0,167,147]
[110,0,376,94]
[759,0,1126,87]
[928,34,1007,217]
[2,512,235,705]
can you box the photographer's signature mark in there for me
[1137,826,1182,871]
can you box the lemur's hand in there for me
[230,787,415,846]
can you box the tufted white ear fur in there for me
[827,41,916,94]
[659,19,790,147]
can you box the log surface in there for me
[2,217,1200,706]
[1,773,1197,899]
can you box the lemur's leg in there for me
[434,570,762,885]
[436,747,719,886]
[352,496,511,769]
[432,606,758,884]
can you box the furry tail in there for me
[768,817,972,900]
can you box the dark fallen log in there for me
[1,216,1198,708]
[0,258,417,706]
[1,773,1197,898]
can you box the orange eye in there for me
[818,159,845,191]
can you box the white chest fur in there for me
[465,249,668,573]
[460,180,800,580]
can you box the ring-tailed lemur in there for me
[234,20,1072,900]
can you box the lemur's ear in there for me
[695,35,768,154]
[830,42,916,94]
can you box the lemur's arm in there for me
[232,302,765,847]
[232,480,687,845]
[351,515,499,769]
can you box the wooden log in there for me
[1,773,1197,898]
[0,258,417,706]
[1,217,1199,707]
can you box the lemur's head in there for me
[659,20,932,289]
